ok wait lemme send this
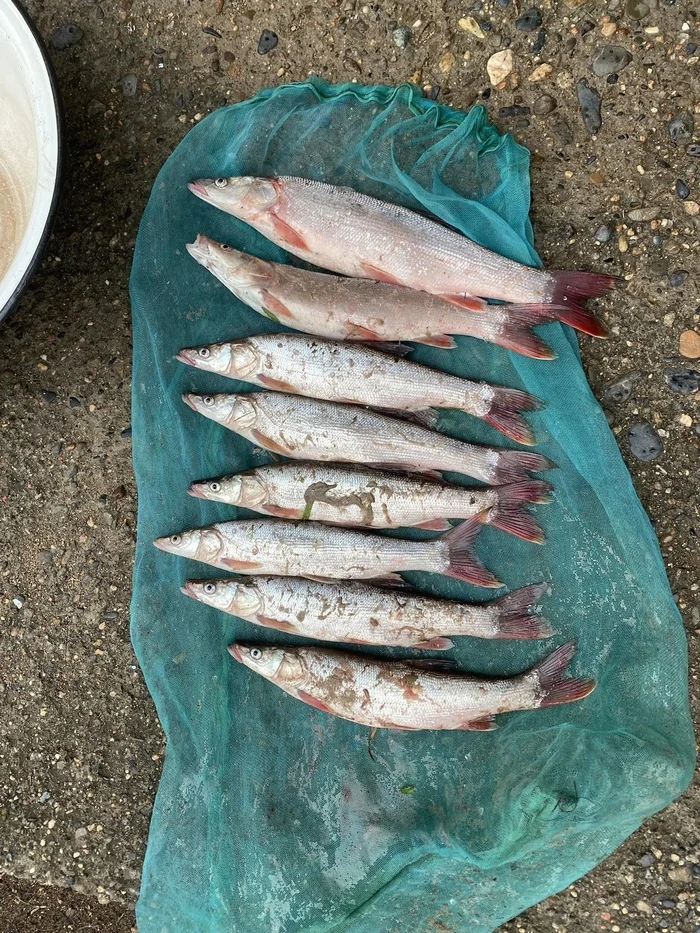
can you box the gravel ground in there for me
[0,0,698,929]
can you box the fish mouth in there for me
[180,581,199,599]
[153,536,174,553]
[188,482,208,499]
[176,349,197,366]
[228,643,244,663]
[186,234,214,265]
[182,393,199,411]
[188,180,211,198]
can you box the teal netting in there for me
[129,80,694,933]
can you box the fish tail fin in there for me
[548,271,620,337]
[488,583,553,639]
[490,480,553,543]
[493,450,557,485]
[484,387,542,446]
[497,304,558,359]
[440,511,502,588]
[530,639,596,707]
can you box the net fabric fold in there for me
[130,79,694,933]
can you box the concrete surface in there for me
[0,0,698,928]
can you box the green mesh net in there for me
[129,80,694,932]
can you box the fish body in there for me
[177,333,541,445]
[229,641,595,730]
[186,235,559,355]
[182,391,555,486]
[183,578,553,646]
[187,178,614,334]
[188,462,551,543]
[154,513,501,588]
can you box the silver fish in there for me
[186,235,559,354]
[229,640,596,730]
[187,178,614,335]
[182,392,555,486]
[177,333,541,445]
[154,512,502,588]
[182,578,553,647]
[188,462,552,543]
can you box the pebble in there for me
[662,898,677,908]
[529,63,553,81]
[649,258,669,276]
[392,25,412,48]
[515,8,542,31]
[487,49,513,85]
[591,45,632,76]
[42,390,57,404]
[684,200,700,215]
[496,0,511,7]
[202,25,222,38]
[687,144,700,158]
[626,0,649,19]
[665,367,700,394]
[439,51,455,74]
[594,223,612,242]
[668,114,693,143]
[68,396,82,408]
[637,900,653,914]
[639,852,656,868]
[38,550,53,566]
[498,105,531,118]
[531,27,546,54]
[577,79,601,133]
[603,371,640,404]
[459,16,486,39]
[257,29,278,54]
[627,422,663,460]
[532,93,556,114]
[50,22,83,50]
[668,269,689,287]
[618,234,628,252]
[675,179,690,200]
[600,22,618,37]
[628,206,660,222]
[652,235,663,248]
[669,867,691,882]
[121,425,133,438]
[679,329,700,358]
[121,74,138,98]
[12,596,24,609]
[578,19,595,35]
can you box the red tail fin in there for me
[530,640,596,708]
[489,480,553,543]
[440,511,502,588]
[497,305,557,359]
[484,387,542,446]
[488,583,553,638]
[493,451,557,485]
[548,271,620,338]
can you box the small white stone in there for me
[487,49,514,85]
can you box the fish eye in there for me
[198,348,210,358]
[204,582,217,595]
[250,647,263,661]
[221,243,231,251]
[209,481,221,492]
[215,177,228,188]
[203,396,214,406]
[170,534,182,545]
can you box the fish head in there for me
[186,235,270,289]
[181,578,262,616]
[189,473,268,508]
[153,526,224,563]
[177,342,233,375]
[182,393,258,430]
[229,644,304,683]
[188,177,280,218]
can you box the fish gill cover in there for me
[129,79,694,932]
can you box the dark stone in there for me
[42,390,57,404]
[479,18,492,32]
[648,258,669,277]
[498,105,531,117]
[607,73,619,84]
[686,42,697,54]
[676,179,690,199]
[669,113,694,143]
[121,426,133,438]
[579,20,595,36]
[603,371,640,404]
[638,852,655,867]
[591,45,632,76]
[532,94,556,115]
[391,25,411,49]
[577,79,601,134]
[627,422,662,461]
[257,29,279,54]
[662,899,676,909]
[594,224,612,243]
[652,235,663,248]
[50,22,83,50]
[68,396,82,408]
[564,36,576,54]
[561,223,576,240]
[664,368,700,394]
[515,8,542,31]
[531,27,546,54]
[626,0,649,19]
[428,86,441,101]
[668,269,689,287]
[496,0,511,7]
[121,74,138,98]
[686,143,700,157]
[202,25,222,37]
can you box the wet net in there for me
[129,80,694,932]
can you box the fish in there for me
[186,235,559,356]
[188,463,552,543]
[153,511,502,588]
[181,392,555,486]
[187,178,616,336]
[177,333,542,445]
[228,640,596,730]
[182,578,553,647]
